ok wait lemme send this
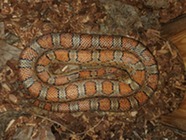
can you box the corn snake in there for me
[18,33,158,112]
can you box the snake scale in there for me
[18,33,159,112]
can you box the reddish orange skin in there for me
[19,33,159,112]
[102,81,113,95]
[84,81,97,96]
[66,84,79,100]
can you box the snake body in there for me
[19,33,158,112]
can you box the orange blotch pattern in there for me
[55,50,69,62]
[78,100,90,111]
[46,87,59,102]
[37,71,50,83]
[100,51,114,62]
[142,50,156,66]
[132,71,145,85]
[59,103,70,112]
[100,36,113,48]
[66,84,79,100]
[37,34,53,48]
[99,98,111,111]
[80,35,92,48]
[122,52,139,64]
[135,92,148,105]
[97,68,106,76]
[19,68,33,81]
[84,81,96,96]
[119,82,132,96]
[44,103,52,111]
[119,98,131,111]
[147,74,158,89]
[102,81,113,95]
[55,76,69,85]
[60,34,73,48]
[28,81,42,97]
[37,55,51,66]
[21,47,38,60]
[79,71,91,78]
[122,38,138,48]
[77,50,92,63]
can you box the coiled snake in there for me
[19,33,158,112]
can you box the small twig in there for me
[34,114,75,134]
[77,116,104,136]
[35,114,104,136]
